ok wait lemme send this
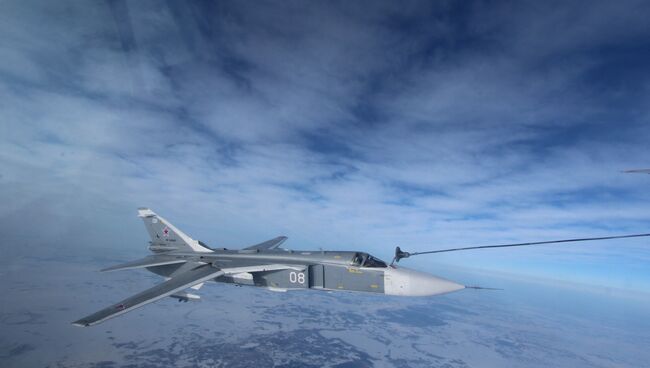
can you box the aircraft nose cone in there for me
[384,266,465,296]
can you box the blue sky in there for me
[2,1,650,293]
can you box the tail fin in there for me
[138,208,212,253]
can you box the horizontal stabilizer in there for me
[73,264,224,327]
[170,292,201,302]
[101,255,186,272]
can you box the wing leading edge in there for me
[243,236,288,251]
[74,261,305,326]
[100,255,186,272]
[73,264,224,327]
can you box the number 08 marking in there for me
[289,272,305,284]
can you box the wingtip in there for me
[71,320,90,327]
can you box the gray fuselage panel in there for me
[147,249,386,293]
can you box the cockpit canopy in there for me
[351,252,388,268]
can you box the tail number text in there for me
[289,272,305,284]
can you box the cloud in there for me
[1,1,650,291]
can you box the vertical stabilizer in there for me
[138,208,212,253]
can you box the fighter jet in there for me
[623,169,650,174]
[73,208,650,326]
[73,208,464,327]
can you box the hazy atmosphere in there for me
[2,1,650,367]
